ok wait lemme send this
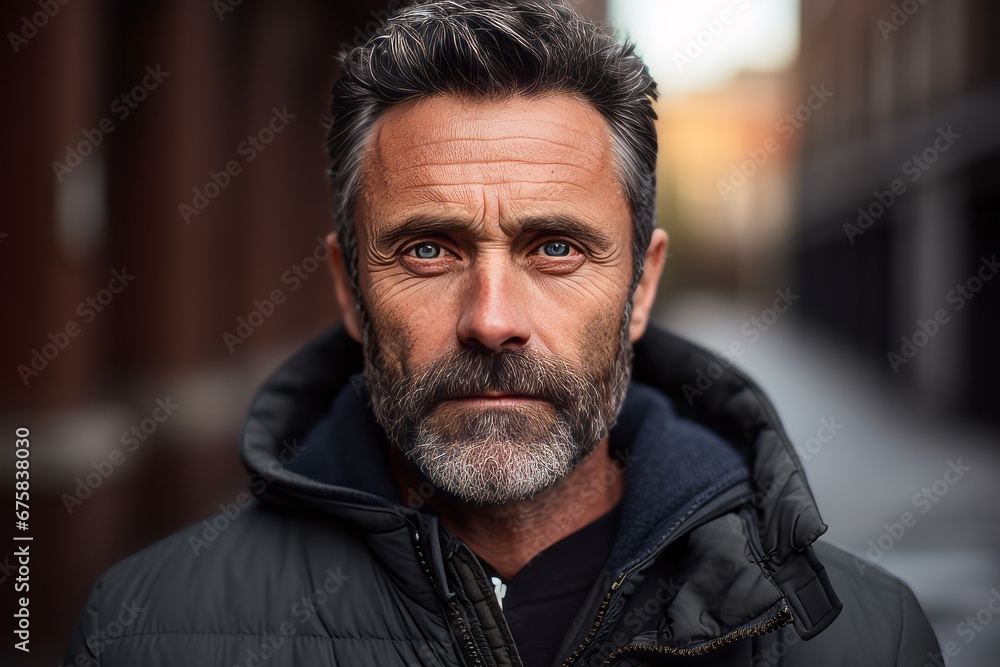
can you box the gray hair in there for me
[326,0,659,299]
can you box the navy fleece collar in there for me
[286,378,751,576]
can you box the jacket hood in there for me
[238,322,842,645]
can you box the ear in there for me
[326,231,363,343]
[628,228,668,343]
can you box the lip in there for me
[437,393,550,407]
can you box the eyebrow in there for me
[373,213,616,254]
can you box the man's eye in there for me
[407,242,445,259]
[537,241,573,257]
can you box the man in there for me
[66,1,940,665]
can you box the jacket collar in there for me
[239,322,842,640]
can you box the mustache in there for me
[400,346,587,413]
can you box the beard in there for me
[360,300,634,505]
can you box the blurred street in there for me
[657,296,1000,666]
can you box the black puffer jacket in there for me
[65,323,940,666]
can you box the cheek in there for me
[531,273,630,356]
[365,306,409,375]
[365,275,461,368]
[364,267,437,324]
[582,300,628,364]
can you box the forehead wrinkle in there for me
[385,157,605,198]
[396,180,595,193]
[397,134,596,154]
[391,157,600,179]
[365,95,619,198]
[381,137,603,186]
[373,99,612,165]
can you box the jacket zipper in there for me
[604,599,793,664]
[559,570,627,665]
[557,482,759,667]
[412,528,484,667]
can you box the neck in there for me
[390,437,626,580]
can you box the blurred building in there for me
[792,0,1000,426]
[655,69,797,296]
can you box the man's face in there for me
[353,93,636,505]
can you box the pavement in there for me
[656,293,1000,667]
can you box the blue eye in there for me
[411,243,442,259]
[541,241,571,257]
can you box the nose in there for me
[456,256,531,353]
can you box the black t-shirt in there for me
[475,500,624,667]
